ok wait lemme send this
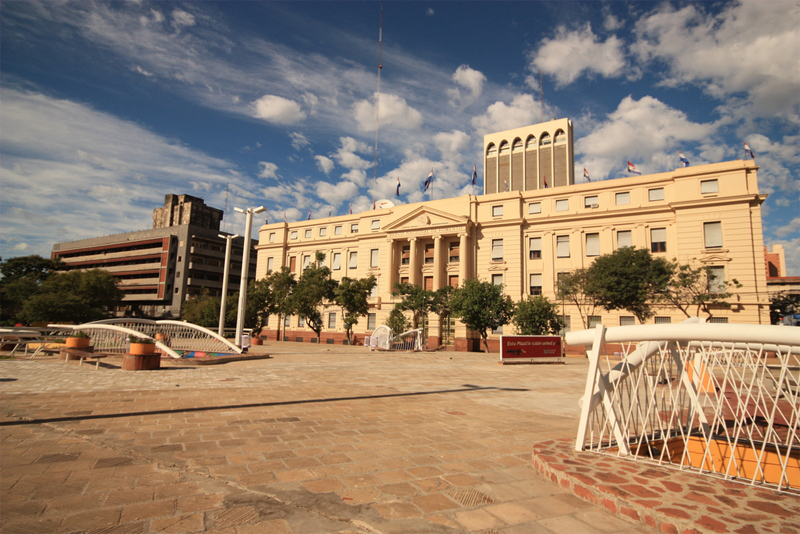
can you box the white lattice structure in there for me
[370,326,393,350]
[49,319,241,359]
[369,327,423,351]
[567,319,800,494]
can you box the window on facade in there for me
[449,242,459,262]
[328,313,336,329]
[370,283,378,298]
[492,205,503,217]
[269,232,275,242]
[298,316,305,328]
[348,251,358,269]
[586,233,600,257]
[367,313,376,331]
[649,188,664,201]
[400,276,409,284]
[424,276,434,291]
[401,245,410,265]
[487,143,497,156]
[704,221,723,248]
[319,227,327,237]
[492,324,504,335]
[371,220,380,230]
[708,266,726,293]
[528,202,541,214]
[267,257,274,272]
[708,317,729,324]
[530,274,542,296]
[370,249,379,268]
[620,316,636,326]
[334,225,342,235]
[290,230,298,240]
[556,199,569,211]
[701,179,719,194]
[560,315,571,335]
[650,228,667,253]
[285,315,291,327]
[584,196,599,208]
[615,192,630,205]
[655,316,672,324]
[529,237,542,259]
[617,230,632,249]
[302,255,311,270]
[588,316,602,328]
[424,244,434,264]
[492,274,503,286]
[491,239,503,260]
[350,223,359,233]
[304,229,312,238]
[289,256,297,272]
[448,275,459,288]
[332,252,341,270]
[556,235,570,258]
[540,133,551,146]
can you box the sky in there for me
[1,1,798,274]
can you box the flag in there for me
[679,151,690,167]
[472,163,477,186]
[744,141,755,159]
[543,176,548,188]
[283,212,287,223]
[372,199,376,210]
[349,203,352,215]
[423,170,433,191]
[583,168,591,182]
[328,207,332,217]
[504,179,509,192]
[627,161,641,175]
[395,177,401,198]
[307,209,311,220]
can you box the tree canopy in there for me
[659,261,741,319]
[392,282,437,329]
[290,252,338,342]
[512,295,563,335]
[450,278,514,353]
[555,268,601,329]
[22,269,124,323]
[334,275,377,344]
[264,266,296,340]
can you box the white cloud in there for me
[353,93,423,132]
[529,24,627,87]
[426,8,435,17]
[447,65,487,108]
[289,132,309,151]
[258,161,279,180]
[333,137,371,171]
[133,65,154,77]
[315,155,335,175]
[171,9,196,29]
[433,130,470,163]
[316,180,359,208]
[253,95,306,125]
[342,169,367,187]
[470,94,541,134]
[603,6,624,31]
[774,218,800,239]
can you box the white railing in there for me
[49,319,242,358]
[369,326,423,351]
[370,325,393,350]
[567,319,800,494]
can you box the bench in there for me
[61,349,108,369]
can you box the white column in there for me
[433,235,443,290]
[458,232,469,285]
[409,237,418,286]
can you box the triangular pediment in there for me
[383,206,470,233]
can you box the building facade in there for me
[255,158,770,350]
[51,195,257,318]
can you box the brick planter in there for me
[121,353,161,370]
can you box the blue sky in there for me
[1,1,798,274]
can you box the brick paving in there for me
[0,342,792,533]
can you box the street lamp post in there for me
[217,233,240,337]
[234,206,265,347]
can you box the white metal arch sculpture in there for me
[370,326,423,351]
[567,319,800,493]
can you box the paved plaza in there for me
[1,343,795,533]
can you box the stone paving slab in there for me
[0,343,755,533]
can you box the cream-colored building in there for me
[255,154,769,351]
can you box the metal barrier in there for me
[369,326,423,351]
[567,319,800,494]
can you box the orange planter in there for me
[129,342,156,355]
[65,337,91,349]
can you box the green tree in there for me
[246,279,274,332]
[384,308,411,336]
[265,266,296,340]
[512,295,564,335]
[449,278,514,353]
[770,292,800,325]
[22,269,123,323]
[587,247,673,324]
[392,282,436,328]
[556,268,601,329]
[181,290,228,328]
[290,252,338,343]
[0,255,65,324]
[334,275,377,345]
[660,262,742,319]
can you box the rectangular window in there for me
[401,245,410,265]
[650,228,667,253]
[492,205,503,217]
[529,274,542,296]
[269,232,275,242]
[370,249,379,268]
[560,315,571,335]
[371,220,380,230]
[448,275,459,288]
[588,316,602,329]
[400,276,409,284]
[332,252,341,270]
[328,313,336,329]
[708,317,729,324]
[370,283,378,298]
[620,316,635,326]
[350,223,359,233]
[319,227,327,237]
[556,199,569,212]
[298,316,305,327]
[424,276,434,291]
[492,274,503,286]
[528,202,541,214]
[290,230,298,240]
[267,257,274,272]
[304,229,312,238]
[529,237,542,259]
[701,179,719,194]
[449,242,459,262]
[708,266,726,293]
[655,316,672,324]
[617,230,632,249]
[491,239,503,260]
[492,324,504,335]
[556,235,570,258]
[348,251,358,269]
[302,255,310,270]
[704,221,723,248]
[586,233,600,257]
[285,316,291,327]
[334,225,342,235]
[367,313,377,331]
[649,188,664,201]
[289,256,297,272]
[424,244,434,264]
[615,192,630,205]
[584,195,599,208]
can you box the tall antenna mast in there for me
[223,183,230,233]
[539,69,543,123]
[373,6,383,184]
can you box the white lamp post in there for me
[217,233,240,337]
[234,206,265,347]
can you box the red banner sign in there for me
[501,335,562,362]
